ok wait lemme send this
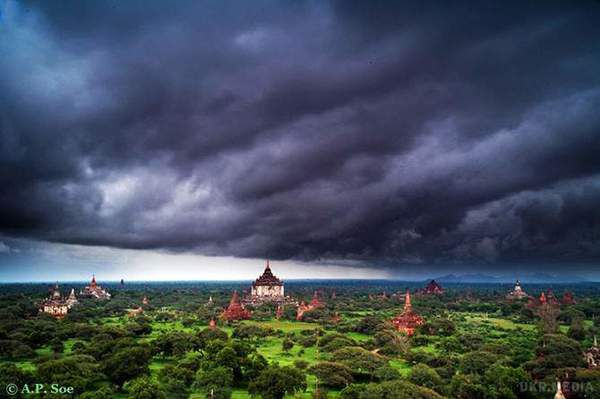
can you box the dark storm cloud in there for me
[1,0,600,269]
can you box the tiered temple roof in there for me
[419,280,444,295]
[247,261,297,306]
[80,275,111,300]
[252,260,283,287]
[391,290,424,336]
[221,291,251,321]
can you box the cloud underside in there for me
[1,0,600,267]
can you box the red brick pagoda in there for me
[221,291,251,321]
[296,291,324,320]
[527,290,563,309]
[391,290,424,336]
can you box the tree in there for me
[309,362,354,389]
[157,364,194,399]
[50,337,64,353]
[244,353,269,382]
[248,364,307,399]
[408,363,444,393]
[342,380,445,399]
[102,347,152,387]
[537,303,560,334]
[78,387,114,399]
[0,363,34,399]
[294,359,309,370]
[373,330,408,356]
[37,355,103,394]
[331,347,387,381]
[282,338,294,352]
[483,364,533,399]
[197,328,228,348]
[525,334,585,378]
[373,366,400,382]
[567,316,586,341]
[153,332,196,357]
[354,316,383,334]
[124,376,167,399]
[450,374,488,399]
[195,366,233,399]
[459,351,500,376]
[421,318,456,336]
[319,335,356,354]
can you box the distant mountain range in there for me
[433,273,588,284]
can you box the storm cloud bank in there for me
[1,0,600,269]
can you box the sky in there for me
[1,0,600,282]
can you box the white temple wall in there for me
[252,285,284,297]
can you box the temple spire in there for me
[230,290,240,306]
[404,289,412,311]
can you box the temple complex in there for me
[251,260,284,299]
[80,275,111,300]
[585,337,600,368]
[245,261,297,307]
[506,280,528,300]
[418,280,444,295]
[221,291,251,321]
[391,290,424,336]
[527,290,563,309]
[40,283,77,318]
[296,291,324,320]
[142,296,149,306]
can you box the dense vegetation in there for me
[0,281,599,398]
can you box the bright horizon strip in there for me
[0,240,391,282]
